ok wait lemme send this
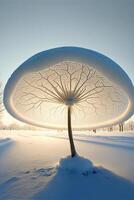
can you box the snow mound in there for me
[58,155,93,175]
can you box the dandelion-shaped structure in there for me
[4,47,134,157]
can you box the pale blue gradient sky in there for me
[0,0,134,122]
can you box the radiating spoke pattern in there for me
[11,61,128,129]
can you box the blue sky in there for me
[0,0,134,122]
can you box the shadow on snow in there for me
[33,166,134,200]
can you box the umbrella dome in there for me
[4,47,134,130]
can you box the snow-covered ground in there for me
[0,138,12,146]
[0,130,134,200]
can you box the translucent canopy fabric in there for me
[4,47,134,130]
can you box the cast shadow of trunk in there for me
[32,166,134,200]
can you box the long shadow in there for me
[45,135,134,151]
[91,136,134,144]
[75,138,134,151]
[32,166,134,200]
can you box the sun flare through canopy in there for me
[4,47,134,130]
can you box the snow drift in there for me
[0,138,12,147]
[58,155,93,175]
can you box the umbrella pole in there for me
[67,106,77,157]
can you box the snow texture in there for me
[58,155,93,175]
[0,138,11,146]
[33,166,134,200]
[0,131,134,200]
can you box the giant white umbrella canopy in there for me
[4,47,134,156]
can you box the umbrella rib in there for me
[24,79,62,102]
[39,72,65,101]
[74,68,96,96]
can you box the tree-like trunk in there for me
[67,106,77,157]
[119,124,124,132]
